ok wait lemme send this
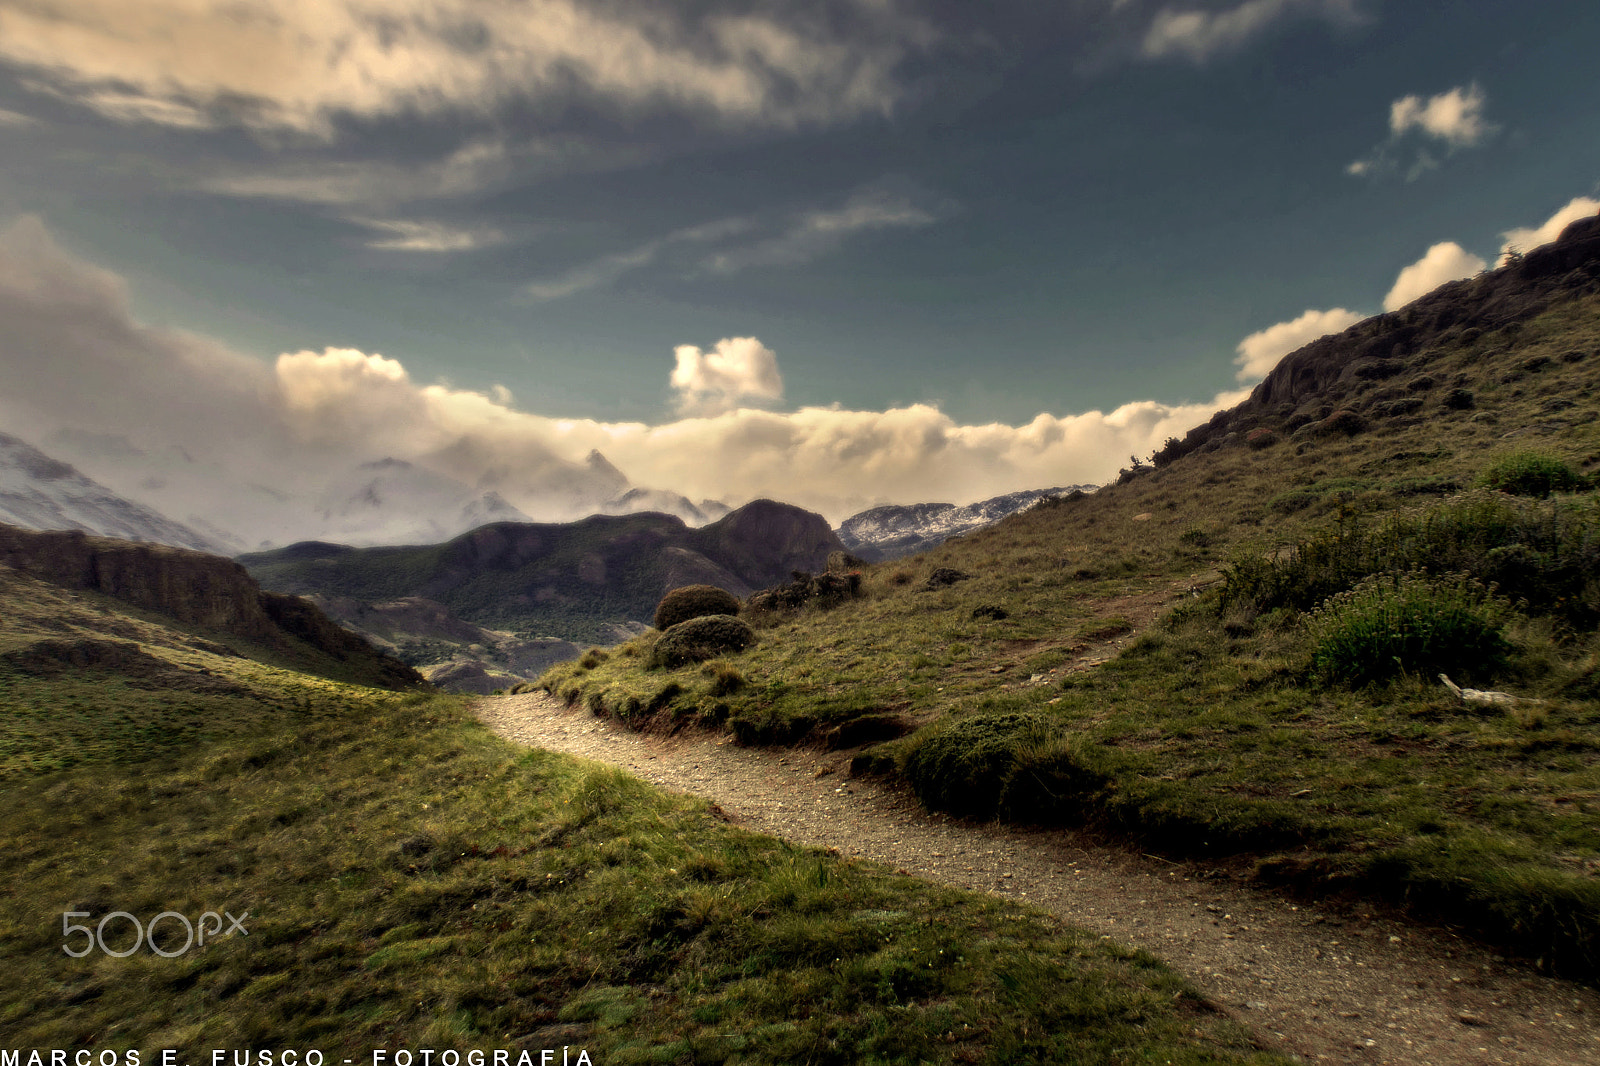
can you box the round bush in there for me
[1307,573,1512,687]
[649,614,755,669]
[653,584,741,631]
[1476,451,1586,498]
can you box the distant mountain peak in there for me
[585,449,628,486]
[0,430,231,554]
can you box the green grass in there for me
[0,684,1285,1063]
[532,290,1600,978]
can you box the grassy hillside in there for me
[536,237,1600,977]
[0,583,1283,1063]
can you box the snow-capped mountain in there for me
[0,430,232,552]
[836,485,1096,562]
[312,458,536,546]
[599,487,732,527]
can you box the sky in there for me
[1,1,1598,543]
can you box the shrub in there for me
[1444,388,1476,410]
[1220,493,1600,632]
[578,647,610,670]
[1245,428,1279,450]
[653,584,741,631]
[648,615,755,669]
[1307,572,1512,687]
[1477,451,1587,498]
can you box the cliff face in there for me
[0,523,426,690]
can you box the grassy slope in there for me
[0,577,1284,1063]
[538,292,1600,977]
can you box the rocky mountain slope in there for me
[238,499,844,685]
[0,523,425,691]
[835,485,1096,561]
[0,430,232,553]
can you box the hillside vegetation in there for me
[0,575,1283,1063]
[537,213,1600,978]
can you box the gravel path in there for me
[476,691,1600,1066]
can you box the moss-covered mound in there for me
[654,584,742,631]
[649,614,756,669]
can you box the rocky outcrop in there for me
[0,523,426,690]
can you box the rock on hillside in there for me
[0,523,426,691]
[0,430,230,553]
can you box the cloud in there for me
[1141,0,1362,63]
[703,185,940,273]
[1347,83,1497,179]
[1382,242,1487,311]
[0,107,37,127]
[1499,196,1600,263]
[351,217,506,253]
[670,337,785,416]
[524,183,943,300]
[0,0,932,138]
[1388,84,1494,147]
[200,139,512,208]
[0,214,1248,536]
[1234,307,1365,382]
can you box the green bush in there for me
[1307,572,1512,686]
[1222,493,1600,632]
[653,584,741,631]
[648,614,755,669]
[1477,451,1587,498]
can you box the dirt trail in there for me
[476,692,1600,1066]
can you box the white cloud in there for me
[0,214,1248,535]
[704,186,938,273]
[1499,196,1600,263]
[1383,242,1487,311]
[524,183,942,300]
[0,1,931,137]
[1234,307,1365,382]
[200,139,512,208]
[0,107,37,127]
[1141,0,1361,63]
[670,337,785,416]
[1389,83,1495,147]
[1348,83,1497,179]
[352,217,506,252]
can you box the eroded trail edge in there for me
[476,692,1600,1066]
